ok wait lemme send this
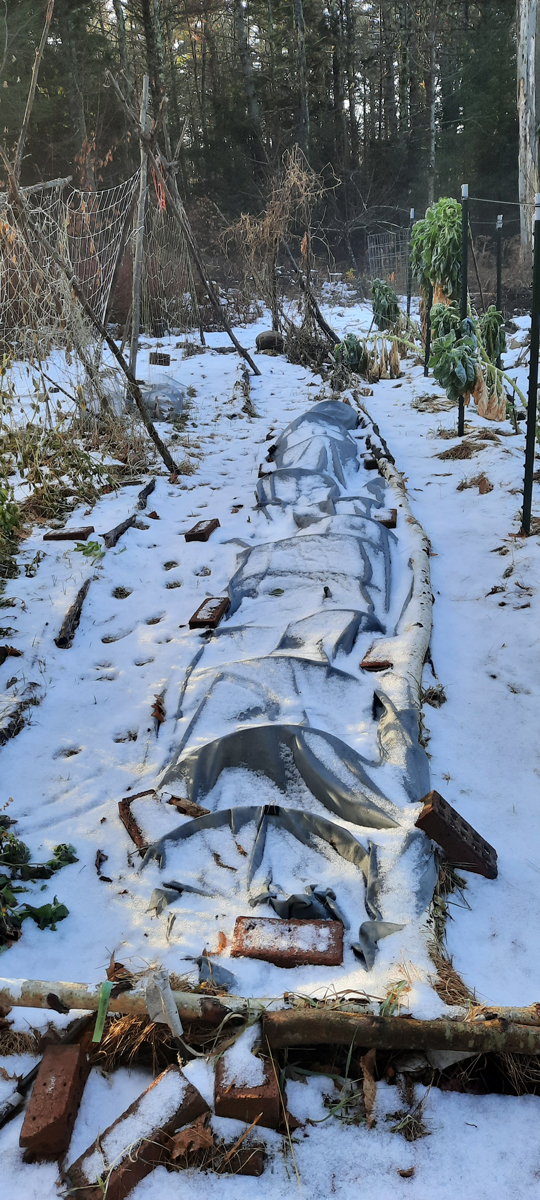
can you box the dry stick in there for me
[106,72,260,376]
[266,1040,301,1187]
[468,222,486,313]
[11,0,55,188]
[220,1113,263,1167]
[282,239,338,344]
[101,513,137,549]
[1,148,179,477]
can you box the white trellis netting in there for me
[0,174,140,412]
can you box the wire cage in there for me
[367,228,415,295]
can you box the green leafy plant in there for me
[74,540,105,562]
[430,302,462,341]
[334,333,368,373]
[429,331,478,402]
[371,278,400,330]
[410,197,462,301]
[477,306,506,363]
[0,827,76,948]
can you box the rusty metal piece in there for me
[43,526,95,541]
[188,596,230,629]
[118,789,156,849]
[184,518,220,542]
[415,790,498,879]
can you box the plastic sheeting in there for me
[142,400,436,973]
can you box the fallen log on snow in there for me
[262,1010,540,1054]
[101,513,137,548]
[0,977,262,1026]
[137,477,156,509]
[54,579,91,649]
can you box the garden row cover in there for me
[142,400,437,992]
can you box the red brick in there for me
[360,655,393,672]
[19,1043,90,1158]
[231,916,343,968]
[415,790,498,879]
[372,508,397,529]
[185,518,220,542]
[43,526,95,541]
[221,1145,265,1175]
[188,597,230,629]
[214,1055,280,1129]
[66,1066,209,1200]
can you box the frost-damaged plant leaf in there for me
[19,896,69,930]
[360,1048,377,1129]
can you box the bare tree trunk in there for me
[517,0,540,256]
[293,0,310,155]
[233,0,265,157]
[12,0,55,187]
[112,0,133,100]
[381,2,398,142]
[344,0,359,164]
[426,11,437,207]
[330,0,346,161]
[129,76,150,379]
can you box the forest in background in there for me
[0,2,520,266]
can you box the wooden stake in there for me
[263,1009,540,1054]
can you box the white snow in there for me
[1,296,540,1194]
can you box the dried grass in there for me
[457,473,494,493]
[428,940,476,1006]
[0,1026,39,1055]
[412,393,456,413]
[437,440,482,461]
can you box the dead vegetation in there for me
[457,473,494,494]
[437,440,483,461]
[412,392,457,413]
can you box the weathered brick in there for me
[415,789,498,879]
[214,1055,280,1129]
[188,597,230,629]
[372,508,397,529]
[231,916,343,968]
[221,1145,266,1175]
[19,1043,90,1158]
[360,655,393,672]
[66,1066,209,1200]
[184,518,220,542]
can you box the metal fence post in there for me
[458,183,469,436]
[522,194,540,535]
[407,207,414,320]
[424,282,433,377]
[496,214,503,369]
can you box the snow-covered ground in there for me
[2,299,540,1197]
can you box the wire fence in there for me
[367,227,416,296]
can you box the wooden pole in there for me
[263,1009,540,1054]
[129,76,150,379]
[0,976,263,1026]
[458,182,469,436]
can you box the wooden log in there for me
[262,1010,540,1054]
[138,477,156,509]
[101,514,136,549]
[54,579,91,649]
[0,977,263,1027]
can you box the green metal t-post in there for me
[407,208,414,320]
[458,183,469,436]
[522,194,540,535]
[423,282,433,377]
[496,214,503,370]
